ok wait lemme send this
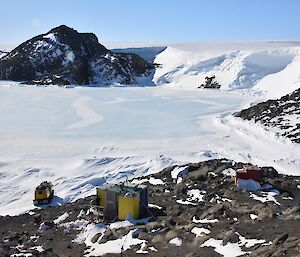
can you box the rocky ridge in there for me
[0,50,8,59]
[0,25,154,86]
[238,88,300,143]
[0,158,300,256]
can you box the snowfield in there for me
[0,42,300,216]
[154,44,300,98]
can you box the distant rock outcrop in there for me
[0,25,154,86]
[238,88,300,143]
[199,76,221,89]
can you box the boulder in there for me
[165,230,178,241]
[151,234,165,243]
[257,207,274,221]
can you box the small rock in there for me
[34,214,42,224]
[91,233,102,243]
[145,221,164,232]
[138,232,151,241]
[257,207,274,221]
[151,234,164,244]
[282,206,300,216]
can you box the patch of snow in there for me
[43,33,57,42]
[187,189,206,202]
[250,191,281,205]
[222,168,236,177]
[148,203,162,209]
[171,166,189,180]
[191,227,211,237]
[75,223,106,245]
[237,232,265,248]
[61,219,88,231]
[176,199,196,206]
[131,177,165,185]
[85,229,145,256]
[201,238,247,257]
[192,216,219,224]
[250,214,258,220]
[169,237,182,246]
[29,245,44,252]
[54,212,69,224]
[109,220,133,230]
[149,177,164,185]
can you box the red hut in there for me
[235,166,262,184]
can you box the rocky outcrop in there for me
[0,25,154,86]
[238,88,300,143]
[0,50,7,59]
[198,75,221,89]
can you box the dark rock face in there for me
[0,25,154,86]
[238,88,300,143]
[0,50,8,59]
[199,76,221,89]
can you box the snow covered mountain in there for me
[153,44,300,98]
[0,25,154,86]
[239,88,300,143]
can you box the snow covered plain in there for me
[1,42,300,216]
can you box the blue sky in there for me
[0,0,299,49]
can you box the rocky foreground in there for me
[1,159,300,257]
[238,88,300,143]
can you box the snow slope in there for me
[154,43,300,98]
[0,84,300,216]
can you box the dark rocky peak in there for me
[0,25,154,86]
[0,50,7,59]
[47,25,108,56]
